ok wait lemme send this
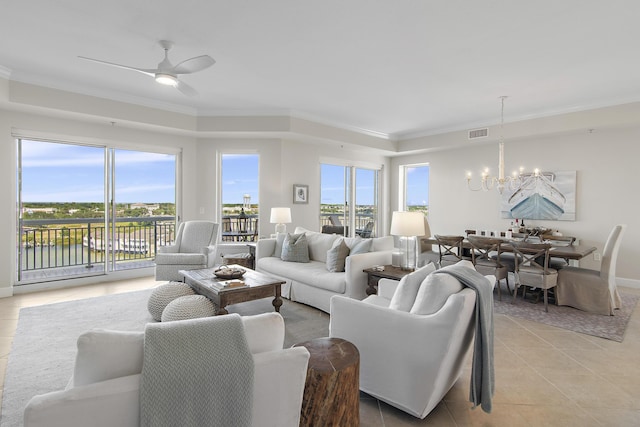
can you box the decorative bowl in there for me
[214,266,246,280]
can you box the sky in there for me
[20,141,429,206]
[405,165,430,207]
[320,164,429,207]
[21,140,176,203]
[222,154,259,204]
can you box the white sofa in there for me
[330,261,494,419]
[24,313,310,427]
[256,227,394,313]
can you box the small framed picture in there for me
[293,184,309,204]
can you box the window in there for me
[320,163,380,237]
[220,154,259,242]
[17,139,177,284]
[402,164,429,215]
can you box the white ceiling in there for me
[2,0,640,139]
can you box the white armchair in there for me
[24,313,310,427]
[154,221,219,281]
[329,270,483,419]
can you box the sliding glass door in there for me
[320,163,380,237]
[17,139,177,284]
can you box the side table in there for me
[293,337,360,426]
[362,265,413,295]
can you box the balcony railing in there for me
[319,213,376,236]
[18,216,175,282]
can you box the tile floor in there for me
[1,277,640,426]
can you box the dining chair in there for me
[434,235,467,267]
[511,241,558,312]
[467,235,511,300]
[556,224,626,315]
[541,234,576,270]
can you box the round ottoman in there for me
[161,295,216,322]
[148,282,195,321]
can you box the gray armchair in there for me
[154,221,219,281]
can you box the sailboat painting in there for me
[500,170,576,221]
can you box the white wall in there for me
[196,138,389,236]
[391,126,640,283]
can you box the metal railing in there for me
[319,213,376,236]
[19,216,175,281]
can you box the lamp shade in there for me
[390,211,426,237]
[270,207,292,224]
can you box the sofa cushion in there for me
[273,233,287,258]
[349,238,372,255]
[371,236,394,252]
[409,272,464,315]
[258,257,346,294]
[389,262,437,311]
[295,227,339,262]
[281,233,310,263]
[73,329,144,387]
[326,239,350,272]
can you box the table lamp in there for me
[270,207,292,234]
[390,211,426,270]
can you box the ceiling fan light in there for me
[155,73,177,86]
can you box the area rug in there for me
[0,289,329,427]
[494,291,638,342]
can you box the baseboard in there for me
[618,277,640,290]
[0,286,13,298]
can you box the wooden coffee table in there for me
[179,265,285,315]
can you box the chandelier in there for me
[466,96,524,194]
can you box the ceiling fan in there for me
[79,40,215,97]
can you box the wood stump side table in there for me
[293,337,360,426]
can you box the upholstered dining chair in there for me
[468,235,511,300]
[556,224,626,315]
[154,221,219,281]
[434,235,467,267]
[511,241,557,312]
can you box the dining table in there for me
[421,237,597,261]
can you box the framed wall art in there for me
[500,170,576,221]
[293,184,309,204]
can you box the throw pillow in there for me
[273,233,287,258]
[326,239,350,272]
[388,262,437,311]
[73,329,144,387]
[349,238,372,255]
[409,272,464,315]
[281,233,310,263]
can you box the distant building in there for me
[23,207,57,215]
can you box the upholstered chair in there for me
[556,224,626,315]
[329,262,491,419]
[154,221,219,281]
[24,313,310,427]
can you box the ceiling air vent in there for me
[468,128,488,140]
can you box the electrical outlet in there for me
[199,207,205,214]
[594,252,601,261]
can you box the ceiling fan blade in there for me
[78,56,157,77]
[175,80,198,97]
[172,55,215,74]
